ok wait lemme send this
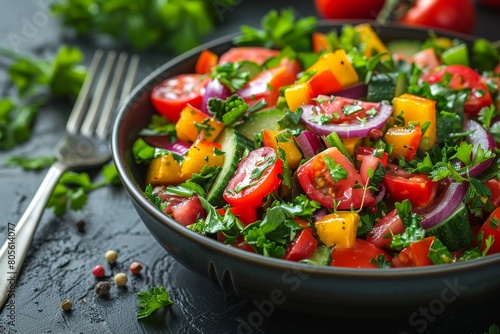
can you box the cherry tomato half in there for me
[420,65,493,115]
[151,74,208,122]
[399,0,476,35]
[296,147,374,210]
[314,0,385,20]
[223,147,283,208]
[382,164,438,208]
[330,239,392,268]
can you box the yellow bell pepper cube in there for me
[146,153,185,187]
[306,49,359,88]
[392,93,437,151]
[284,82,312,112]
[385,125,422,161]
[262,129,303,169]
[341,137,362,158]
[315,212,360,249]
[355,23,389,57]
[175,105,224,143]
[181,140,225,179]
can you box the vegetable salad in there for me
[133,11,500,269]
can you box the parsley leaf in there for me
[211,63,251,92]
[137,286,174,320]
[207,95,248,126]
[389,200,425,250]
[233,9,316,51]
[324,155,348,182]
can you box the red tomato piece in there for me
[330,239,392,268]
[408,48,441,69]
[223,147,283,208]
[366,209,405,249]
[218,206,258,226]
[355,146,388,185]
[151,74,208,122]
[195,49,218,75]
[382,164,438,208]
[296,147,374,210]
[392,236,436,267]
[316,95,380,124]
[485,178,500,207]
[478,207,500,255]
[398,0,476,35]
[218,47,280,65]
[238,58,301,107]
[420,65,493,116]
[314,0,385,19]
[283,229,319,262]
[171,196,206,226]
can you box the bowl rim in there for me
[111,21,500,279]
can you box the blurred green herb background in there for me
[51,0,241,53]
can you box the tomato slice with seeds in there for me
[296,147,374,210]
[223,147,283,208]
[151,74,209,122]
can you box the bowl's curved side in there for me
[111,23,500,318]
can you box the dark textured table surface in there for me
[1,1,500,333]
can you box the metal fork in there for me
[0,50,140,308]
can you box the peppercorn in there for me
[105,250,118,264]
[94,281,111,296]
[92,265,105,278]
[75,219,85,232]
[60,299,72,311]
[129,262,143,275]
[114,273,128,286]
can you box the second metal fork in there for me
[0,49,139,309]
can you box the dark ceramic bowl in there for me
[111,22,500,318]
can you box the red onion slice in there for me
[332,83,368,99]
[300,102,393,138]
[464,119,495,177]
[296,131,324,158]
[144,136,190,156]
[416,181,468,229]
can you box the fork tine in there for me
[95,53,140,139]
[80,51,117,137]
[94,52,128,139]
[66,49,104,134]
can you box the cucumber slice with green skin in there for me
[425,203,473,251]
[206,127,254,206]
[236,108,285,140]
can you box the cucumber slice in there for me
[236,108,285,140]
[367,73,397,102]
[387,40,422,59]
[206,127,254,206]
[425,203,473,251]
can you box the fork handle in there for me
[0,162,67,309]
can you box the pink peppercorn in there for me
[129,262,143,275]
[92,265,106,278]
